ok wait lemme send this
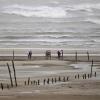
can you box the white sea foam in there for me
[2,4,66,18]
[70,63,91,71]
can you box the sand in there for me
[0,94,100,100]
[0,49,100,100]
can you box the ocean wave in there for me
[85,18,100,24]
[66,3,100,12]
[2,3,100,18]
[0,38,92,43]
[0,34,73,40]
[2,4,66,18]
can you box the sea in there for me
[0,0,100,50]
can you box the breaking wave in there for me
[2,4,67,18]
[2,3,100,18]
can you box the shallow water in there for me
[0,62,99,79]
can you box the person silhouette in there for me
[57,50,61,59]
[28,50,32,60]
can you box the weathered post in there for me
[67,76,69,81]
[38,80,40,85]
[82,74,84,79]
[75,75,77,79]
[91,59,93,76]
[88,74,90,78]
[87,51,90,61]
[61,50,63,60]
[1,83,3,90]
[12,60,17,87]
[78,74,79,79]
[95,72,96,77]
[47,78,50,84]
[55,78,57,83]
[75,51,77,62]
[28,77,30,85]
[43,79,46,85]
[13,50,15,60]
[7,63,13,87]
[51,78,54,84]
[24,81,26,85]
[84,74,86,79]
[58,76,61,82]
[63,76,66,82]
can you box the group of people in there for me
[28,50,64,60]
[57,50,63,59]
[45,50,51,59]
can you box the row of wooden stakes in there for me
[24,72,97,86]
[0,72,97,90]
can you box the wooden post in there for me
[75,75,76,79]
[13,50,14,60]
[83,74,84,79]
[84,74,86,79]
[7,63,13,87]
[55,78,57,83]
[51,78,54,84]
[43,79,46,85]
[28,77,30,85]
[58,76,61,82]
[87,51,90,61]
[95,72,96,77]
[75,51,77,62]
[67,76,69,81]
[1,83,3,90]
[88,74,90,78]
[92,59,93,66]
[78,74,80,79]
[12,60,17,87]
[78,74,79,79]
[38,80,40,85]
[47,78,50,84]
[91,59,93,76]
[63,76,66,82]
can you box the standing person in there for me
[28,50,32,60]
[29,50,32,60]
[57,50,61,59]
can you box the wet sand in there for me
[0,94,100,100]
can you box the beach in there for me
[0,0,100,99]
[0,49,100,100]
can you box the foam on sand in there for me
[69,62,91,71]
